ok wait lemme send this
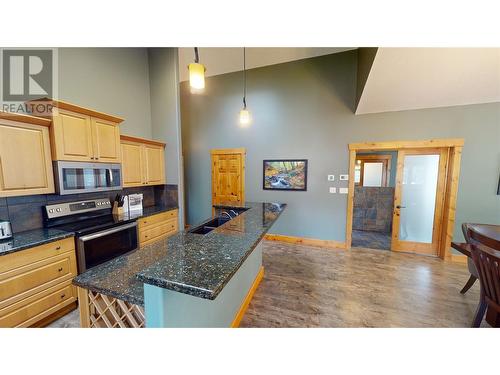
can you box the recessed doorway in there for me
[352,152,395,250]
[346,139,464,260]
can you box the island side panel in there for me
[144,241,263,328]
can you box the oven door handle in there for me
[78,221,137,242]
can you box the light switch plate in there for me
[327,175,335,181]
[329,187,336,194]
[339,187,348,194]
[339,174,349,181]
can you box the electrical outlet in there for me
[329,187,337,194]
[339,174,349,181]
[327,175,335,181]
[339,187,348,194]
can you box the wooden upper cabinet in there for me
[28,99,123,163]
[91,118,121,162]
[53,110,93,161]
[121,141,144,186]
[120,135,166,187]
[0,113,55,197]
[144,145,165,185]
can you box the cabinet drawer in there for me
[0,237,75,274]
[0,281,76,328]
[139,219,178,245]
[138,210,178,229]
[0,252,75,303]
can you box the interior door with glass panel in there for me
[391,148,448,255]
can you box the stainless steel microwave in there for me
[53,161,122,195]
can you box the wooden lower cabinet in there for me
[138,210,178,247]
[0,237,78,327]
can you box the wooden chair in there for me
[467,225,500,327]
[460,223,478,294]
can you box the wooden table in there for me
[451,224,500,258]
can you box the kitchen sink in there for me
[188,216,231,235]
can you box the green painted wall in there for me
[58,48,153,138]
[181,50,500,243]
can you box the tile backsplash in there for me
[0,184,178,233]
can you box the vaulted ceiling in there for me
[178,47,355,82]
[356,48,500,114]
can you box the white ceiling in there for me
[178,47,355,82]
[356,48,500,114]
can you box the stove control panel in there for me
[45,198,111,219]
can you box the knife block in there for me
[112,202,124,215]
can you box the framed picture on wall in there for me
[263,159,308,191]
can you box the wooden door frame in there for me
[211,148,246,206]
[355,154,392,187]
[345,139,464,260]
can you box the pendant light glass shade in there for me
[189,62,205,90]
[239,108,251,126]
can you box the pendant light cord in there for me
[194,47,199,64]
[243,47,247,109]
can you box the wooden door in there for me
[211,148,245,205]
[121,141,144,187]
[144,144,165,185]
[0,122,55,196]
[391,148,448,255]
[52,110,93,161]
[91,118,121,163]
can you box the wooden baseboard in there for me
[231,267,264,328]
[451,254,468,264]
[264,234,346,250]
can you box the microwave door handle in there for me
[78,222,138,242]
[108,167,113,186]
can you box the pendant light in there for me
[188,47,205,91]
[239,47,251,126]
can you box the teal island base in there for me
[144,241,263,328]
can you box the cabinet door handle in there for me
[60,294,66,299]
[58,267,63,272]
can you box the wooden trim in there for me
[451,254,468,264]
[349,138,464,151]
[355,154,391,187]
[77,287,90,328]
[120,134,166,147]
[0,111,52,127]
[26,98,124,123]
[440,146,463,260]
[210,148,246,155]
[231,267,264,328]
[345,150,357,249]
[264,234,346,250]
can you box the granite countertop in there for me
[0,204,177,258]
[73,202,286,304]
[0,228,74,256]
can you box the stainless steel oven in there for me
[53,161,122,195]
[76,221,138,273]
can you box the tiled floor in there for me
[48,241,483,328]
[352,229,391,250]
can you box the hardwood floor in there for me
[239,241,482,327]
[48,241,483,328]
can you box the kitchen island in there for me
[72,202,286,328]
